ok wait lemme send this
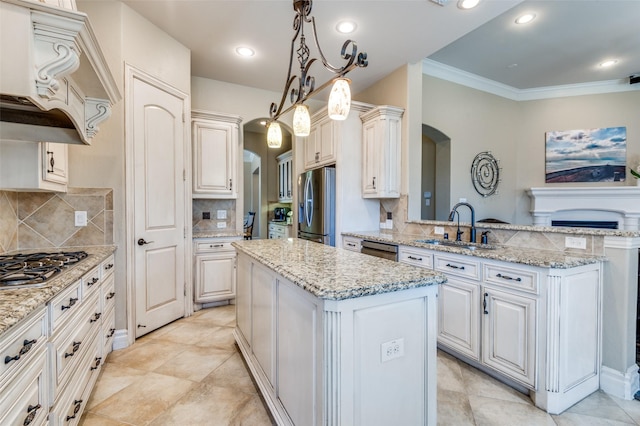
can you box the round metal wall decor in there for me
[470,151,500,197]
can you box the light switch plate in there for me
[434,226,444,235]
[216,222,227,229]
[216,210,227,220]
[565,236,586,249]
[74,211,87,227]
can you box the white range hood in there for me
[0,0,120,145]
[528,186,640,231]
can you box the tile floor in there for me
[82,305,640,425]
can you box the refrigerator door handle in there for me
[304,174,313,227]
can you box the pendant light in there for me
[267,121,282,148]
[327,78,351,120]
[292,104,311,137]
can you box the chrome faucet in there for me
[448,202,476,243]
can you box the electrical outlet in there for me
[381,338,404,363]
[216,210,227,220]
[434,226,444,235]
[216,222,227,229]
[385,219,393,229]
[74,211,87,227]
[202,211,211,220]
[380,222,387,229]
[565,236,586,249]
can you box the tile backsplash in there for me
[0,188,113,253]
[192,199,237,233]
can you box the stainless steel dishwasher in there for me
[360,240,399,261]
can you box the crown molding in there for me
[422,59,638,101]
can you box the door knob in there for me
[137,238,154,246]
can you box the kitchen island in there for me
[232,238,446,426]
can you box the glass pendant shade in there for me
[327,78,351,120]
[267,121,282,148]
[293,104,311,137]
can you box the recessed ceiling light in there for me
[515,13,536,24]
[259,120,267,126]
[599,59,618,68]
[458,0,480,10]
[336,20,356,34]
[236,47,255,57]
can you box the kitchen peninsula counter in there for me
[343,230,605,268]
[232,239,443,425]
[0,246,116,335]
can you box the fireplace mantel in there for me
[527,187,640,231]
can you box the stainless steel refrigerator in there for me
[298,167,336,246]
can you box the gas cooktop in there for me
[0,251,88,290]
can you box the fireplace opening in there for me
[552,220,619,229]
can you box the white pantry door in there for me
[132,75,186,338]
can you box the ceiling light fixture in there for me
[458,0,480,10]
[266,0,368,142]
[515,13,536,24]
[336,20,357,34]
[235,46,255,57]
[267,122,283,148]
[599,59,618,68]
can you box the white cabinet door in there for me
[360,106,403,198]
[192,110,241,198]
[194,252,236,303]
[482,286,536,388]
[438,277,480,361]
[304,117,336,170]
[277,150,293,203]
[0,140,68,192]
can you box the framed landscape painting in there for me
[545,126,627,183]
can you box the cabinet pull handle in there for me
[408,255,423,261]
[61,297,78,311]
[483,292,489,314]
[372,176,376,189]
[4,338,37,364]
[66,399,83,421]
[106,291,116,300]
[107,328,116,338]
[65,341,82,358]
[104,263,114,270]
[445,263,465,270]
[229,178,232,190]
[23,404,41,426]
[496,273,522,282]
[90,357,102,371]
[90,312,102,323]
[210,244,223,248]
[88,277,99,286]
[47,151,55,173]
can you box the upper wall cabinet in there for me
[360,105,404,199]
[303,114,336,170]
[0,0,121,145]
[0,140,68,192]
[277,150,293,203]
[192,110,242,199]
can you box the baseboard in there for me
[600,364,639,400]
[111,329,130,351]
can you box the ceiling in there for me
[119,0,640,100]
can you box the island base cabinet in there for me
[234,252,438,426]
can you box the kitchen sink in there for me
[414,239,497,251]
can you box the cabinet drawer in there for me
[102,254,115,277]
[434,253,480,280]
[484,262,539,294]
[102,306,116,357]
[399,247,433,269]
[102,273,116,314]
[195,241,235,252]
[0,306,47,387]
[50,292,100,395]
[81,266,101,299]
[342,236,361,252]
[0,345,48,426]
[49,280,82,335]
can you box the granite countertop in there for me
[232,239,446,301]
[193,231,244,239]
[0,246,116,335]
[344,231,605,269]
